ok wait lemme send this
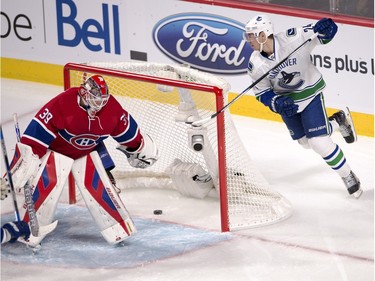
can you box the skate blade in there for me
[351,188,363,199]
[344,107,358,142]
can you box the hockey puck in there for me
[153,209,163,215]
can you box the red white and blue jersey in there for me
[21,87,143,160]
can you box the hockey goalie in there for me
[1,75,158,247]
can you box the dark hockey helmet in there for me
[80,75,109,116]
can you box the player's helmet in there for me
[79,75,109,116]
[244,15,273,39]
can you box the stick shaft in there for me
[0,126,21,221]
[13,113,21,142]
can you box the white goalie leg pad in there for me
[71,151,136,245]
[20,150,74,246]
[166,159,214,199]
[7,143,41,191]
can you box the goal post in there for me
[63,62,292,232]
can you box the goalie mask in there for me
[80,75,109,117]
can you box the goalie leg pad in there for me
[20,150,74,245]
[72,151,136,245]
[8,143,41,191]
[166,159,214,199]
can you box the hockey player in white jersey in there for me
[244,15,362,198]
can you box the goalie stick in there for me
[187,32,319,127]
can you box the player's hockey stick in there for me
[188,32,319,127]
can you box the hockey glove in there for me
[117,134,158,169]
[271,95,298,118]
[313,18,337,41]
[2,221,31,243]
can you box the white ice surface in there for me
[0,78,373,281]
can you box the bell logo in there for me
[56,0,121,54]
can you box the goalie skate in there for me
[329,107,357,143]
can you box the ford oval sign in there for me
[153,13,253,74]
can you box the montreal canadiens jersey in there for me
[21,87,143,160]
[248,25,326,112]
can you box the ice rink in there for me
[1,78,374,281]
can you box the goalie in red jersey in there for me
[2,75,158,247]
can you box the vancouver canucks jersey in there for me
[248,25,327,112]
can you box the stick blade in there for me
[190,116,212,127]
[38,220,58,236]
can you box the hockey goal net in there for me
[63,62,292,231]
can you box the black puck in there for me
[153,209,163,215]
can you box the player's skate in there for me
[329,107,357,143]
[342,171,362,199]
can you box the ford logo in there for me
[153,13,253,74]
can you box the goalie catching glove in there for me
[117,133,158,169]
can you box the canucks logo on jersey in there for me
[278,71,305,90]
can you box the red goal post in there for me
[63,62,292,232]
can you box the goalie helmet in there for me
[79,75,109,117]
[244,15,273,39]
